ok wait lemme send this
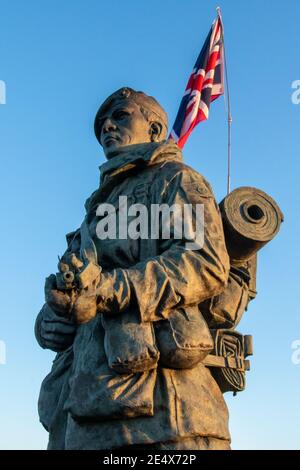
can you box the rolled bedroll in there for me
[219,186,284,266]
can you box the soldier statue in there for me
[35,87,268,450]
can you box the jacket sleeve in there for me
[96,168,230,322]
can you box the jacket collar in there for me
[85,140,182,214]
[99,140,183,184]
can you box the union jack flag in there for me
[170,14,224,148]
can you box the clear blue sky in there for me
[0,0,299,450]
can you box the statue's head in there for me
[94,87,168,159]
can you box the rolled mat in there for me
[219,186,284,265]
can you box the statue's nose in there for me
[102,118,117,134]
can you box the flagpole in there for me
[216,7,232,195]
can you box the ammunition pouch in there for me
[155,305,214,369]
[102,308,160,374]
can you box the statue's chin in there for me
[103,144,122,160]
[104,141,158,160]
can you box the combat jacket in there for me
[36,140,231,449]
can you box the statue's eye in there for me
[114,110,130,120]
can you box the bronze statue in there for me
[35,87,283,450]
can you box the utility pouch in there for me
[203,329,253,394]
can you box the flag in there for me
[169,14,224,148]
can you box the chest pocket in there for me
[89,186,152,269]
[132,183,158,261]
[133,183,149,202]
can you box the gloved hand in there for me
[65,253,101,324]
[47,252,102,324]
[35,303,76,352]
[44,274,76,316]
[72,286,98,324]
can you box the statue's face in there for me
[98,100,152,159]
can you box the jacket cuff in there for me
[96,269,131,315]
[123,261,181,322]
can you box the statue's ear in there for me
[150,121,163,142]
